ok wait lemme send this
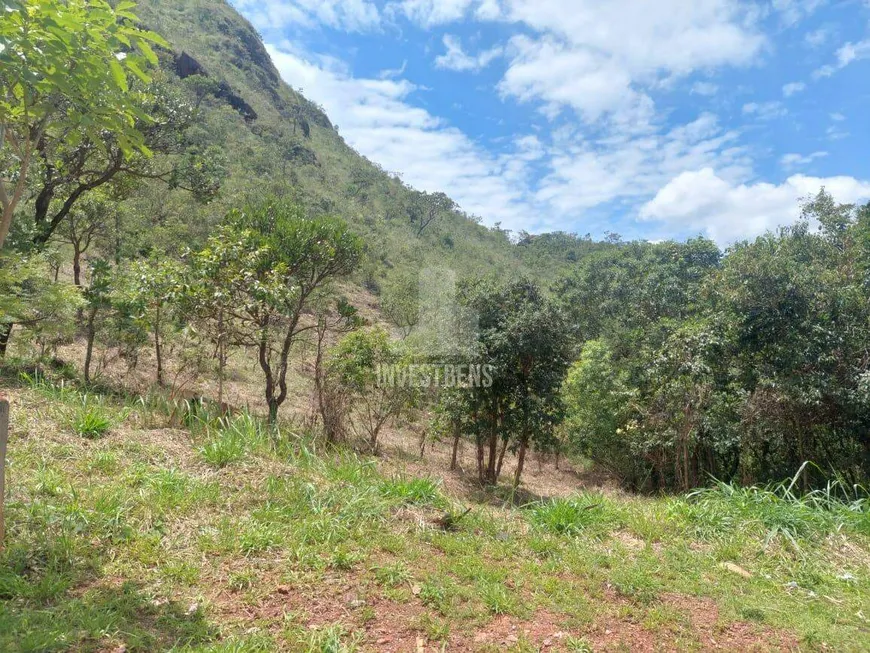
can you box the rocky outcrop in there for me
[173,51,257,122]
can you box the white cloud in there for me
[388,0,477,26]
[391,0,764,122]
[266,43,538,232]
[742,101,787,120]
[264,41,765,238]
[692,82,719,96]
[497,0,763,121]
[232,0,380,31]
[815,39,870,77]
[434,35,502,72]
[771,0,826,26]
[640,168,870,243]
[535,113,752,220]
[498,35,644,122]
[782,81,806,97]
[836,39,870,67]
[804,26,833,49]
[780,151,828,169]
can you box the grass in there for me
[526,494,619,537]
[69,400,114,439]
[1,368,869,651]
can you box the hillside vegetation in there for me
[1,368,868,651]
[1,1,870,651]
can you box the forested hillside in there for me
[1,1,870,650]
[128,0,597,284]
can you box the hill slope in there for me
[129,0,602,287]
[2,370,868,651]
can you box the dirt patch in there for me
[456,610,573,651]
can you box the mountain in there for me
[129,0,605,289]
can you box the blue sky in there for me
[229,0,870,244]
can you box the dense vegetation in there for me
[2,0,869,494]
[1,1,869,650]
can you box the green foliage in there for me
[0,251,82,355]
[558,197,870,491]
[676,467,870,546]
[378,476,444,507]
[69,400,114,439]
[527,496,617,537]
[327,326,416,451]
[192,198,363,423]
[562,340,637,481]
[455,278,574,485]
[0,0,168,246]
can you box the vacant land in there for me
[1,368,868,652]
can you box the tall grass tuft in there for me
[527,494,618,536]
[379,476,445,507]
[677,464,870,547]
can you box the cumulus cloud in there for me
[742,101,787,120]
[815,39,870,77]
[266,43,537,232]
[640,168,870,244]
[496,0,763,121]
[390,0,764,122]
[388,0,478,26]
[232,0,380,32]
[535,113,752,217]
[780,151,828,169]
[782,81,806,97]
[434,35,502,72]
[692,82,719,96]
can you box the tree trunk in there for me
[268,399,279,426]
[486,424,498,485]
[154,307,164,387]
[450,422,460,471]
[0,205,13,250]
[73,244,82,287]
[0,324,11,358]
[84,308,97,383]
[514,438,528,489]
[217,310,227,405]
[476,434,485,483]
[495,436,509,480]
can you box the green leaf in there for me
[136,38,158,65]
[125,59,150,84]
[109,57,128,92]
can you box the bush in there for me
[199,429,245,468]
[676,470,870,546]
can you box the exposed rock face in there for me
[173,51,258,122]
[175,51,206,78]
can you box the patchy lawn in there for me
[1,369,868,652]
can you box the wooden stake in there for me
[0,397,8,553]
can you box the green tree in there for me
[328,327,416,452]
[0,250,81,356]
[122,258,185,387]
[457,278,572,486]
[0,0,167,248]
[193,199,363,425]
[81,259,114,383]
